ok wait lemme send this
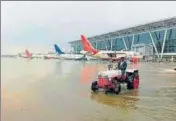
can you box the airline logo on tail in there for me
[25,50,32,58]
[80,35,98,55]
[54,44,65,54]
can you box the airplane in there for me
[53,44,87,60]
[17,44,86,60]
[18,50,48,59]
[80,34,142,61]
[18,50,33,59]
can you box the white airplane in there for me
[18,49,56,59]
[47,44,87,60]
[80,35,142,61]
[18,44,87,60]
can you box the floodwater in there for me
[1,58,176,121]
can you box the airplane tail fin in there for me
[54,44,65,54]
[80,34,98,55]
[25,49,32,57]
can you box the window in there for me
[117,38,125,51]
[105,39,112,50]
[100,41,106,50]
[112,38,125,51]
[164,28,176,53]
[72,45,77,52]
[92,42,97,49]
[151,30,165,53]
[90,40,96,49]
[134,33,151,45]
[124,36,132,50]
[96,41,101,50]
[77,44,82,53]
[112,38,117,51]
[134,35,139,44]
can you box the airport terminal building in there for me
[69,17,176,60]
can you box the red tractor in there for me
[91,69,139,94]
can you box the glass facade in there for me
[124,36,133,50]
[151,30,165,53]
[71,28,176,55]
[112,38,125,51]
[97,41,106,50]
[134,33,151,45]
[105,39,111,50]
[164,28,176,53]
[90,40,96,49]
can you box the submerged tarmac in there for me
[1,58,176,121]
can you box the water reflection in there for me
[80,63,106,84]
[54,60,62,74]
[128,63,139,69]
[80,64,98,84]
[2,59,176,121]
[54,60,80,77]
[90,89,140,110]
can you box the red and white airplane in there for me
[80,34,142,61]
[18,50,33,59]
[18,50,52,59]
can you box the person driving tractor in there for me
[107,60,113,70]
[117,57,127,76]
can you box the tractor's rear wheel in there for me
[127,81,134,90]
[114,83,121,94]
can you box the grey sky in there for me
[1,1,176,54]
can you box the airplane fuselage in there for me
[59,54,86,60]
[80,34,143,61]
[80,50,141,61]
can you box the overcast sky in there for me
[1,1,176,54]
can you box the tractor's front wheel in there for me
[91,81,98,92]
